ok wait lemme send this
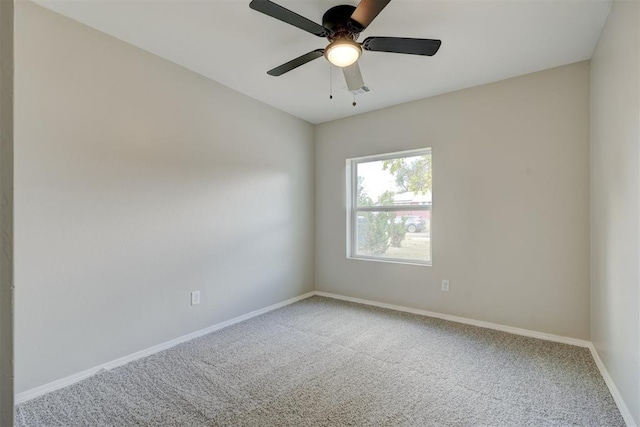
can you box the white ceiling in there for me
[33,0,611,124]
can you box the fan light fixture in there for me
[324,38,362,67]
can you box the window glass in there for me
[348,149,432,265]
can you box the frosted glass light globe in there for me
[325,39,362,67]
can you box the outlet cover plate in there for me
[191,291,200,306]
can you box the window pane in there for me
[356,154,432,208]
[356,210,431,263]
[349,148,432,265]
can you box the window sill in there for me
[347,255,432,267]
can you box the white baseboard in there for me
[588,343,638,427]
[313,291,590,347]
[16,289,637,427]
[314,291,636,427]
[15,291,316,404]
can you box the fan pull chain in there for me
[353,93,357,107]
[329,66,333,100]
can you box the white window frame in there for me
[346,148,432,267]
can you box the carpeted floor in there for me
[16,296,624,426]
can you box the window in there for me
[347,148,432,266]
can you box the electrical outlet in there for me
[441,280,450,292]
[191,290,200,306]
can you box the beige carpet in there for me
[16,296,624,426]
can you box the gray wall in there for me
[0,0,14,424]
[590,0,640,424]
[315,62,591,340]
[14,1,314,394]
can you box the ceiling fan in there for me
[249,0,442,93]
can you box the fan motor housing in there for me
[322,5,359,40]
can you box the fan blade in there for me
[350,0,391,30]
[362,37,441,56]
[342,62,365,92]
[250,0,329,37]
[267,49,325,76]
